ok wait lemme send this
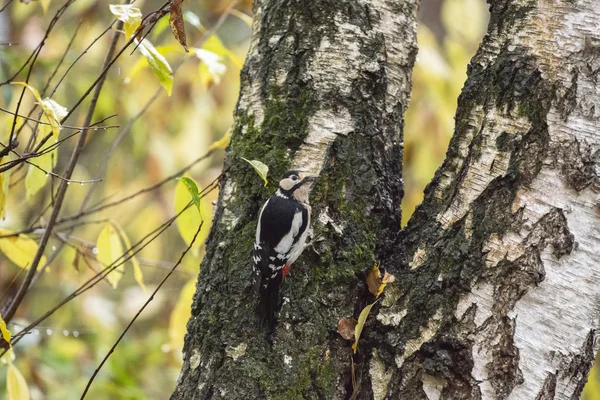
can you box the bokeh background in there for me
[0,0,596,398]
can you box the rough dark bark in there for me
[171,0,418,398]
[172,0,600,399]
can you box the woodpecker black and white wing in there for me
[252,195,308,330]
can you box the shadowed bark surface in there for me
[172,0,600,399]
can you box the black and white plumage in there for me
[252,170,314,330]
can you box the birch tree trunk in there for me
[172,0,600,399]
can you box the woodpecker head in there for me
[278,170,315,203]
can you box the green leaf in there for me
[0,229,47,269]
[109,4,142,39]
[7,363,30,400]
[176,176,201,212]
[113,223,146,292]
[0,313,11,345]
[96,224,125,288]
[175,176,211,248]
[136,38,174,95]
[352,300,378,354]
[241,157,269,186]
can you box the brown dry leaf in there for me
[366,264,396,298]
[337,318,357,340]
[169,0,188,52]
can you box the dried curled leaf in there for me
[169,0,188,51]
[366,264,395,298]
[337,318,357,341]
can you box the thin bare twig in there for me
[80,221,204,399]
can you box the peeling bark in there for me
[172,0,600,399]
[379,1,600,399]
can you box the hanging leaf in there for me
[174,176,211,248]
[176,176,201,212]
[25,142,56,198]
[352,300,377,354]
[183,11,203,30]
[39,0,50,13]
[0,313,11,345]
[194,48,227,86]
[11,83,67,139]
[7,363,30,400]
[169,279,196,351]
[135,38,174,95]
[39,98,68,138]
[109,4,142,39]
[113,223,146,292]
[208,130,230,151]
[201,34,243,69]
[0,166,9,220]
[0,229,47,269]
[96,224,125,288]
[169,0,188,51]
[241,157,269,187]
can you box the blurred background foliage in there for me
[0,0,597,398]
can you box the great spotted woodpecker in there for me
[252,170,315,330]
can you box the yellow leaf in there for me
[201,34,243,69]
[25,146,56,198]
[11,83,66,140]
[7,363,30,400]
[0,229,47,269]
[39,0,50,13]
[169,279,196,351]
[112,223,146,292]
[352,301,377,354]
[366,264,396,298]
[194,48,227,86]
[241,157,269,187]
[0,313,11,345]
[136,38,174,95]
[175,176,211,249]
[0,165,9,220]
[96,224,125,288]
[109,4,142,39]
[208,130,230,151]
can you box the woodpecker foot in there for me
[282,263,291,281]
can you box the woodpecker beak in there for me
[302,175,317,183]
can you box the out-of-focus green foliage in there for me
[0,0,251,398]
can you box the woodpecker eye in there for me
[291,175,299,181]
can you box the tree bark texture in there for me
[172,0,600,399]
[171,0,418,398]
[383,1,600,399]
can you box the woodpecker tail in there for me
[258,272,282,331]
